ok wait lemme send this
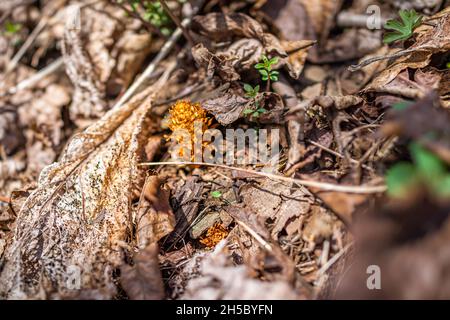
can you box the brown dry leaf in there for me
[191,43,240,82]
[192,12,266,43]
[165,176,205,246]
[0,86,155,299]
[202,90,248,125]
[136,176,175,248]
[298,0,342,43]
[61,8,107,126]
[281,40,316,79]
[18,83,71,175]
[0,106,24,155]
[258,0,316,42]
[120,243,165,300]
[374,69,442,99]
[192,12,310,80]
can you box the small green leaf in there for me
[243,109,254,115]
[386,162,418,198]
[383,9,423,44]
[259,69,269,77]
[252,112,260,117]
[435,174,450,198]
[392,101,411,111]
[254,63,265,69]
[257,108,267,113]
[410,143,445,179]
[254,85,260,93]
[262,55,269,64]
[211,191,222,198]
[5,21,21,35]
[243,83,253,93]
[270,74,279,81]
[269,57,279,65]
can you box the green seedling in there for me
[243,83,259,98]
[383,9,423,44]
[242,83,267,119]
[386,142,450,199]
[255,55,279,81]
[4,21,21,35]
[392,100,413,111]
[211,191,222,198]
[123,0,173,36]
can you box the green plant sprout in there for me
[392,100,413,111]
[211,191,222,198]
[243,83,259,98]
[4,21,21,35]
[386,142,450,199]
[383,9,423,44]
[123,0,173,36]
[242,84,267,119]
[255,55,279,91]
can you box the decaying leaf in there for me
[136,176,175,249]
[202,90,248,125]
[191,43,240,82]
[0,86,156,299]
[192,12,312,80]
[120,243,165,300]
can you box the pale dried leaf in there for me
[0,87,155,299]
[120,243,164,300]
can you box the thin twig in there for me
[115,0,165,37]
[317,243,352,276]
[235,220,273,252]
[0,195,11,203]
[139,161,387,194]
[2,57,64,96]
[307,139,373,172]
[5,17,48,73]
[159,0,194,46]
[112,0,203,110]
[348,48,418,72]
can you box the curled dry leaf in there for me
[136,176,175,249]
[191,43,240,82]
[192,12,310,80]
[0,86,155,299]
[120,243,165,300]
[202,90,248,125]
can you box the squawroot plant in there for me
[383,9,423,44]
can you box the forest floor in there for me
[0,0,450,300]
